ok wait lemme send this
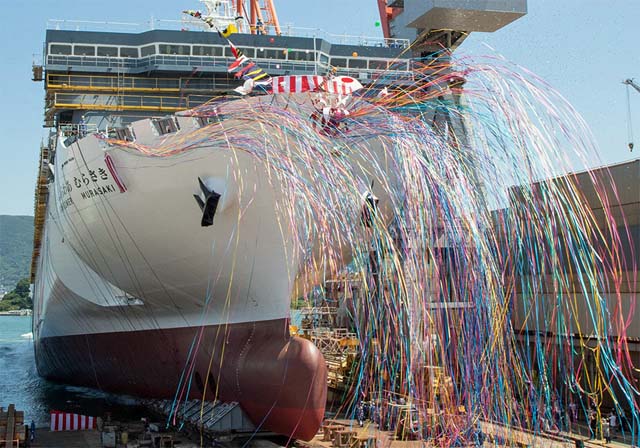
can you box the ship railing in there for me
[47,73,182,92]
[46,54,325,72]
[278,24,410,49]
[51,92,213,112]
[46,54,414,83]
[47,18,410,49]
[47,19,148,33]
[57,123,98,137]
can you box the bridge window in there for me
[330,57,347,68]
[120,47,139,58]
[50,44,72,55]
[389,60,409,71]
[74,45,95,56]
[159,44,190,55]
[225,47,255,58]
[256,48,286,60]
[348,58,367,69]
[141,45,156,57]
[97,46,118,57]
[288,50,314,62]
[193,45,223,57]
[368,59,388,70]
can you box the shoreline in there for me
[0,309,32,316]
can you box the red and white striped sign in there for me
[50,411,97,431]
[272,75,324,94]
[325,76,363,95]
[271,75,363,95]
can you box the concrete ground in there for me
[28,428,204,448]
[298,418,638,448]
[30,429,102,447]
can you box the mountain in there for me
[0,215,34,291]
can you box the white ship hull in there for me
[32,94,391,439]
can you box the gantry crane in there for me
[624,79,639,151]
[241,0,280,36]
[194,0,280,35]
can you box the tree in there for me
[0,277,32,311]
[14,278,30,298]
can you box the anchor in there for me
[193,177,221,227]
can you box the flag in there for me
[228,55,249,72]
[234,62,256,78]
[182,11,270,95]
[221,23,238,38]
[182,10,202,18]
[229,42,243,60]
[234,79,255,95]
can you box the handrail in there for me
[278,24,409,48]
[46,18,409,48]
[58,123,98,136]
[52,92,213,112]
[45,54,413,82]
[47,73,182,92]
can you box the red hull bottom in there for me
[35,319,327,440]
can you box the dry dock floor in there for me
[29,428,203,448]
[298,419,637,448]
[30,429,102,447]
[25,422,637,447]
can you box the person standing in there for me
[79,115,87,138]
[568,401,577,423]
[588,409,597,439]
[30,420,36,442]
[357,402,365,427]
[474,424,486,447]
[603,419,611,444]
[609,412,617,433]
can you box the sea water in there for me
[0,316,46,424]
[0,316,146,426]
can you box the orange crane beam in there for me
[243,0,281,35]
[376,0,391,39]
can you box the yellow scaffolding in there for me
[47,73,182,93]
[50,92,213,113]
[31,145,49,282]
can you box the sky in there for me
[0,0,638,216]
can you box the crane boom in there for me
[624,78,640,95]
[624,78,638,151]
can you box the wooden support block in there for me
[6,404,15,448]
[336,430,357,447]
[323,424,343,441]
[351,435,375,448]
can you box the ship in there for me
[30,0,527,440]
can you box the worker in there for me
[608,412,617,433]
[568,401,577,423]
[357,401,365,427]
[588,409,597,439]
[603,418,611,444]
[256,19,264,35]
[474,424,485,447]
[79,115,87,138]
